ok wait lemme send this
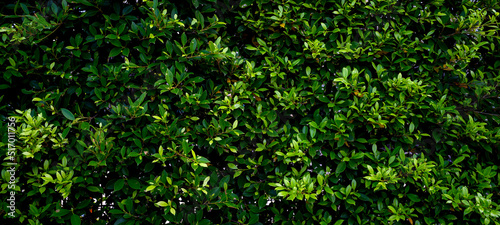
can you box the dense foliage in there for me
[1,0,500,224]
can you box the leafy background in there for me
[1,0,500,224]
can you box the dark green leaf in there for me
[407,194,421,202]
[336,162,346,174]
[115,179,125,192]
[181,33,187,46]
[109,48,121,58]
[128,178,141,190]
[71,214,81,225]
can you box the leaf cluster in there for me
[1,0,500,224]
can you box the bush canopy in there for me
[1,0,500,224]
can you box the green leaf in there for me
[71,214,81,225]
[202,176,210,187]
[399,147,405,162]
[342,67,349,78]
[128,178,141,189]
[87,186,101,193]
[109,47,121,58]
[407,194,421,202]
[234,170,243,178]
[181,33,187,46]
[165,41,173,54]
[114,179,125,191]
[62,156,68,167]
[443,214,457,220]
[258,196,267,208]
[336,162,346,174]
[8,57,16,66]
[239,0,253,8]
[317,174,324,185]
[74,0,93,6]
[388,206,397,214]
[346,199,356,205]
[95,88,102,99]
[256,38,266,47]
[135,92,147,106]
[145,185,156,192]
[248,213,259,224]
[122,5,133,15]
[356,138,367,143]
[133,139,143,150]
[156,201,168,207]
[325,185,333,195]
[52,208,70,217]
[61,108,75,120]
[352,152,364,159]
[464,207,473,216]
[334,219,344,225]
[109,209,124,215]
[358,193,371,202]
[452,156,466,166]
[190,38,197,53]
[122,48,130,56]
[310,127,316,138]
[192,0,199,8]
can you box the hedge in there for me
[1,0,500,224]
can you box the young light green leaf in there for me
[203,176,210,187]
[156,201,168,207]
[228,163,238,169]
[317,174,324,185]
